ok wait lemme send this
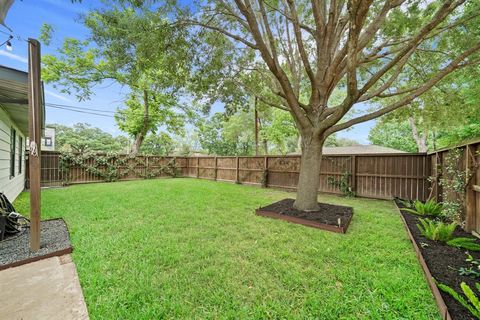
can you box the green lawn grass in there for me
[15,178,439,319]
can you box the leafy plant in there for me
[439,148,475,224]
[60,152,179,183]
[437,281,480,319]
[416,218,456,242]
[458,254,480,278]
[448,238,480,251]
[398,199,413,209]
[327,172,355,197]
[403,199,443,216]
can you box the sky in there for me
[0,0,375,144]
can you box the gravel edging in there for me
[0,219,73,270]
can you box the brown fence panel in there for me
[267,156,300,189]
[216,157,236,182]
[35,151,431,202]
[430,140,480,233]
[239,157,263,185]
[36,151,64,187]
[198,157,215,180]
[355,154,429,200]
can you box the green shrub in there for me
[327,172,355,197]
[403,199,443,216]
[398,199,412,208]
[437,282,480,319]
[416,218,456,242]
[458,254,480,278]
[448,237,480,251]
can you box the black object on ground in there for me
[0,219,72,271]
[0,193,29,240]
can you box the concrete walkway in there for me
[0,254,89,320]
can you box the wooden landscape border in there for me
[255,207,353,234]
[394,203,452,320]
[0,218,73,271]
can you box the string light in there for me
[5,39,12,51]
[0,35,13,50]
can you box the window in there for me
[44,137,52,147]
[10,128,16,178]
[18,136,23,174]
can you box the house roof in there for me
[322,145,406,155]
[0,65,45,135]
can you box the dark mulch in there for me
[395,198,480,320]
[0,219,72,270]
[257,198,353,233]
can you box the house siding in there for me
[0,106,25,201]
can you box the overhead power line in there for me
[46,105,116,118]
[45,102,117,114]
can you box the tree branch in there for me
[327,42,480,134]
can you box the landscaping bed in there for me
[256,198,353,233]
[396,198,480,320]
[0,218,72,271]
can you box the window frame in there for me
[18,136,23,174]
[44,137,52,147]
[10,128,16,178]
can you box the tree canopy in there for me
[41,3,196,153]
[49,123,129,153]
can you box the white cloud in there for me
[0,50,28,64]
[44,89,73,103]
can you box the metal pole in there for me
[254,97,259,156]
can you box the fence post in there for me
[235,156,240,184]
[196,157,200,178]
[465,145,476,232]
[214,157,217,181]
[262,156,268,188]
[436,153,443,202]
[145,156,149,178]
[351,155,357,194]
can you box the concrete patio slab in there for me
[0,254,89,320]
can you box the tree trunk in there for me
[257,116,268,155]
[293,136,323,211]
[408,116,428,152]
[131,133,145,154]
[130,90,149,155]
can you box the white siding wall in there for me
[0,107,25,201]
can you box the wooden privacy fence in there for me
[32,151,430,201]
[184,154,430,201]
[429,140,480,233]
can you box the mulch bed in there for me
[256,198,353,233]
[0,218,72,271]
[395,198,480,320]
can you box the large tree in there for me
[368,119,420,152]
[184,0,480,210]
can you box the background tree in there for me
[42,3,194,153]
[261,109,298,154]
[368,119,420,152]
[49,123,130,153]
[140,133,175,155]
[196,111,255,156]
[369,62,480,152]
